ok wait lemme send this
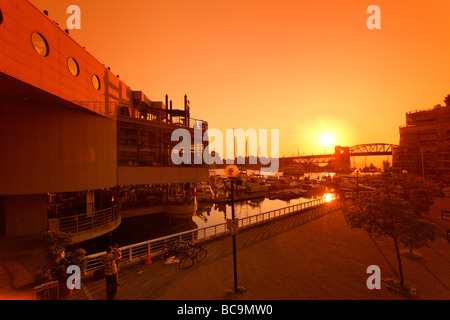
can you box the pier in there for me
[67,198,344,300]
[82,195,340,276]
[63,196,450,300]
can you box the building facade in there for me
[0,0,209,240]
[393,104,450,181]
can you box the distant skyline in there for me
[31,0,450,164]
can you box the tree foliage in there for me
[40,231,74,275]
[444,94,450,107]
[389,174,438,217]
[382,160,391,174]
[343,174,438,286]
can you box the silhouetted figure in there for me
[101,246,122,300]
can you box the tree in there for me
[444,94,450,107]
[40,231,74,276]
[343,174,438,287]
[389,174,439,253]
[398,214,437,255]
[344,192,411,286]
[382,160,391,174]
[390,174,437,217]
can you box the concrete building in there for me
[0,0,209,241]
[393,103,450,181]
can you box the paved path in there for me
[64,200,450,300]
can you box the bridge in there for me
[349,143,396,156]
[279,143,397,173]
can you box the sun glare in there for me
[319,133,335,148]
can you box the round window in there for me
[67,57,79,76]
[91,74,101,90]
[31,32,49,56]
[0,9,4,25]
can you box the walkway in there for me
[64,200,450,300]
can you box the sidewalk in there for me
[65,200,450,300]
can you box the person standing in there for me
[113,242,122,286]
[101,246,122,300]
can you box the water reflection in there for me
[193,194,331,228]
[79,193,333,255]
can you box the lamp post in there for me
[225,164,239,294]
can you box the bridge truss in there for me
[283,143,397,166]
[349,143,396,157]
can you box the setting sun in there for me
[319,133,336,148]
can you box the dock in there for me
[63,198,450,300]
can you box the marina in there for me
[1,0,449,303]
[78,168,338,255]
[82,194,339,275]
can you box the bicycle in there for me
[187,242,208,262]
[178,242,208,270]
[162,239,187,263]
[162,239,208,270]
[178,249,195,270]
[165,240,195,270]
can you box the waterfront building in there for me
[392,102,450,181]
[0,0,209,241]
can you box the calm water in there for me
[79,169,334,254]
[79,194,331,254]
[193,195,329,229]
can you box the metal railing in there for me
[83,194,339,275]
[57,203,120,234]
[71,101,118,119]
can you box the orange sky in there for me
[31,0,450,164]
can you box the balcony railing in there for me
[49,203,121,235]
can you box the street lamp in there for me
[225,164,239,294]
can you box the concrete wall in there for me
[4,194,47,236]
[117,166,209,186]
[0,98,117,195]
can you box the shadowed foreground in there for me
[65,200,450,300]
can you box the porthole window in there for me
[91,74,101,90]
[67,57,79,76]
[0,9,4,25]
[31,32,49,56]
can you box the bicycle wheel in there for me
[195,248,207,262]
[164,249,179,264]
[179,253,195,270]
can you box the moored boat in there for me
[197,184,215,201]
